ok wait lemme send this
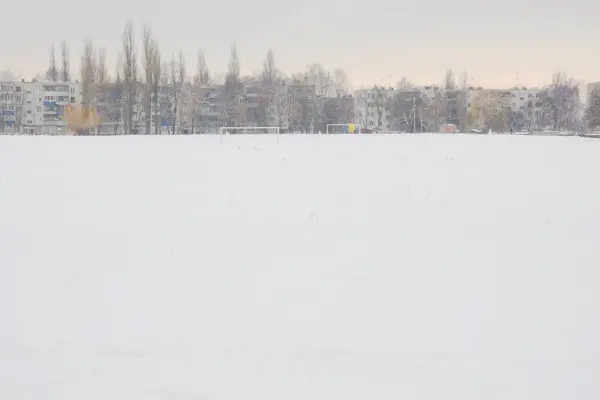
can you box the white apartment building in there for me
[0,81,23,133]
[354,87,396,130]
[508,85,541,112]
[20,81,82,134]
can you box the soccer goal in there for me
[325,124,361,134]
[218,126,280,144]
[219,126,280,135]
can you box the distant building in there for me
[508,85,541,112]
[0,81,23,132]
[586,82,600,106]
[14,80,82,134]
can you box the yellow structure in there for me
[348,124,355,133]
[65,104,100,134]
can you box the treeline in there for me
[7,19,599,133]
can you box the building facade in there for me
[0,81,23,133]
[1,80,82,134]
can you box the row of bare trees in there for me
[41,20,355,134]
[36,20,592,134]
[46,42,71,82]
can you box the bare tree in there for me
[79,40,97,134]
[122,20,138,134]
[333,68,349,96]
[223,42,243,126]
[152,45,162,135]
[190,49,211,133]
[59,41,70,82]
[166,51,187,134]
[196,49,210,85]
[261,49,277,85]
[96,47,107,83]
[444,69,456,90]
[354,89,371,129]
[0,69,17,81]
[175,50,186,133]
[80,41,96,106]
[585,87,600,130]
[304,64,334,131]
[94,47,107,134]
[142,24,156,135]
[373,86,386,129]
[227,42,240,82]
[457,70,470,131]
[396,77,413,91]
[47,44,58,81]
[430,86,446,131]
[305,64,333,97]
[541,71,581,131]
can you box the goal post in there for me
[325,124,361,134]
[218,126,280,144]
[218,126,280,135]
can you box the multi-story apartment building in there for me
[0,81,23,133]
[356,86,449,131]
[508,85,541,112]
[19,80,82,134]
[354,87,395,130]
[586,82,600,106]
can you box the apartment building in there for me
[586,82,600,106]
[508,85,541,112]
[354,87,395,129]
[18,81,82,134]
[0,81,23,133]
[226,82,317,133]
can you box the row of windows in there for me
[43,86,70,92]
[511,93,541,99]
[0,94,20,101]
[43,95,75,102]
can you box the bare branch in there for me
[47,44,58,82]
[60,41,70,82]
[196,49,210,85]
[261,49,276,85]
[122,20,138,134]
[96,47,107,83]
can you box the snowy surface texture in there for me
[1,134,600,400]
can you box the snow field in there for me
[1,134,600,400]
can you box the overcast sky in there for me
[2,0,598,88]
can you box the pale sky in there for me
[2,0,598,88]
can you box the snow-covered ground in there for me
[1,134,600,400]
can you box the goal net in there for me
[325,124,361,134]
[219,126,280,135]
